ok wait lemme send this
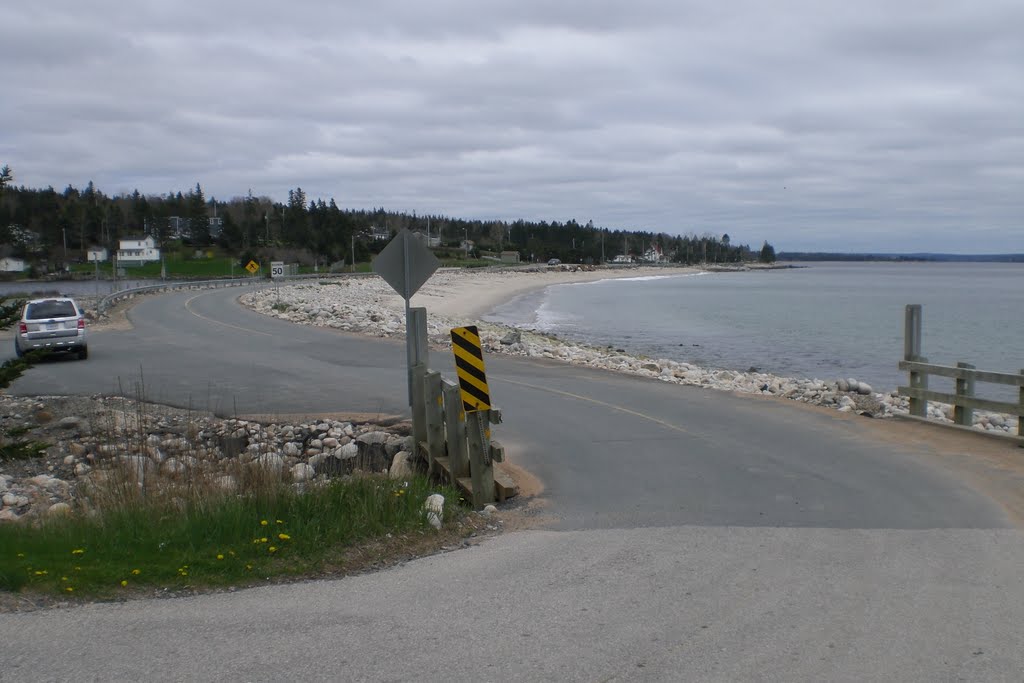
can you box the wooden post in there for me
[954,362,975,426]
[904,305,927,417]
[466,410,495,509]
[411,362,428,466]
[424,370,444,477]
[1019,370,1024,439]
[442,379,469,483]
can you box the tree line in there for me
[0,168,776,269]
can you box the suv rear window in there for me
[26,301,78,320]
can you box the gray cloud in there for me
[2,0,1022,252]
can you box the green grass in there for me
[0,475,466,598]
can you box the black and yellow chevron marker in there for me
[450,325,491,412]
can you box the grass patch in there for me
[0,474,467,599]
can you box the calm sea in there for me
[485,262,1024,395]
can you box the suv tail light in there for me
[78,318,86,330]
[19,322,27,334]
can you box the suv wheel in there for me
[14,341,23,358]
[78,346,89,361]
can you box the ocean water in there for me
[485,262,1024,396]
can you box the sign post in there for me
[372,229,440,405]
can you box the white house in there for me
[86,246,109,262]
[116,236,160,265]
[0,256,27,273]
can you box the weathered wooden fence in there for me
[407,307,518,508]
[898,304,1024,438]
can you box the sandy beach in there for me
[401,265,700,321]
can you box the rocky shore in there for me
[238,271,1020,435]
[0,394,423,524]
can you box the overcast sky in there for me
[3,1,1022,253]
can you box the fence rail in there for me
[897,304,1024,437]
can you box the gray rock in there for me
[47,502,72,517]
[291,463,315,483]
[856,382,872,395]
[339,443,359,459]
[57,416,90,433]
[356,431,390,447]
[425,494,445,529]
[255,453,284,473]
[836,378,849,392]
[388,451,413,479]
[499,329,522,345]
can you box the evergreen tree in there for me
[759,241,776,263]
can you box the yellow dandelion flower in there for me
[120,580,128,587]
[260,520,268,526]
[253,538,261,544]
[16,553,24,558]
[260,537,268,543]
[216,554,225,560]
[277,533,290,541]
[245,564,253,570]
[65,587,74,593]
[228,550,236,556]
[131,569,141,575]
[276,519,284,524]
[268,546,277,553]
[71,549,85,555]
[61,576,69,582]
[74,566,81,571]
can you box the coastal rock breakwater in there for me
[0,394,420,523]
[239,276,1020,436]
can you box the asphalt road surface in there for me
[3,286,1023,681]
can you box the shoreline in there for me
[237,267,1021,437]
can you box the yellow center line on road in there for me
[184,292,274,336]
[495,376,693,437]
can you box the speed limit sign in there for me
[270,261,285,279]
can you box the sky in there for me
[3,1,1022,253]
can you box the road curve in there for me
[5,285,1024,681]
[7,284,1013,530]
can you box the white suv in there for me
[14,297,88,360]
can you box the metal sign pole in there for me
[404,230,414,405]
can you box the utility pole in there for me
[351,234,356,272]
[601,229,605,263]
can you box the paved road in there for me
[4,286,1023,680]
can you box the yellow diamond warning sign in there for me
[245,260,260,274]
[451,325,491,412]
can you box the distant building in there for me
[499,251,520,263]
[412,230,442,248]
[208,216,223,238]
[0,256,27,273]
[370,226,391,241]
[86,246,109,262]
[116,236,160,265]
[612,254,633,264]
[167,216,189,239]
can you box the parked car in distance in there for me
[547,258,561,266]
[14,297,88,360]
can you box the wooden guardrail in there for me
[407,308,518,508]
[898,304,1024,437]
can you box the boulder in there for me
[291,463,315,483]
[389,451,413,479]
[425,494,445,529]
